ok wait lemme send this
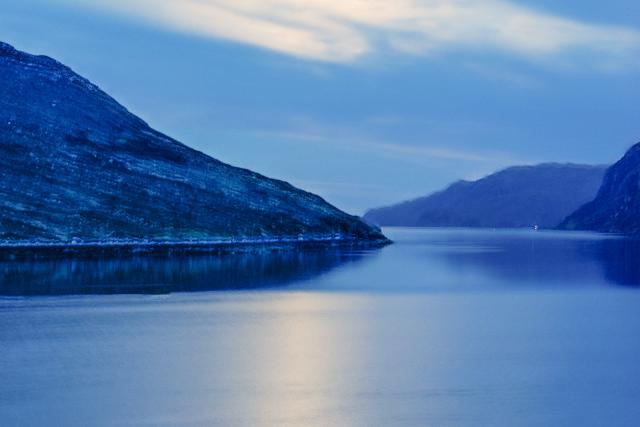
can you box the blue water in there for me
[1,228,640,426]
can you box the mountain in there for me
[560,142,640,234]
[364,163,607,229]
[0,42,386,245]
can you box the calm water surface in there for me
[2,228,640,426]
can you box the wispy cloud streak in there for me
[242,128,530,166]
[76,0,640,68]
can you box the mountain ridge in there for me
[560,142,640,234]
[0,41,387,245]
[364,163,607,229]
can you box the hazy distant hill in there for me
[0,42,386,245]
[364,163,606,229]
[560,142,640,234]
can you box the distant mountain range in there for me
[364,163,607,229]
[0,42,386,246]
[560,142,640,234]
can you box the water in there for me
[1,228,640,426]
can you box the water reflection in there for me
[2,229,640,427]
[0,248,371,296]
[411,229,640,288]
[3,229,640,296]
[597,238,640,287]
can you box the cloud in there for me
[241,127,529,167]
[463,62,541,88]
[74,0,640,68]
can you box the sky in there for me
[1,0,639,214]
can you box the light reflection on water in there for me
[1,228,640,426]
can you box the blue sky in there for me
[2,0,639,214]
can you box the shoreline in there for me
[0,235,392,260]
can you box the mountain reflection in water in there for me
[0,248,371,296]
[415,229,640,288]
[2,228,640,297]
